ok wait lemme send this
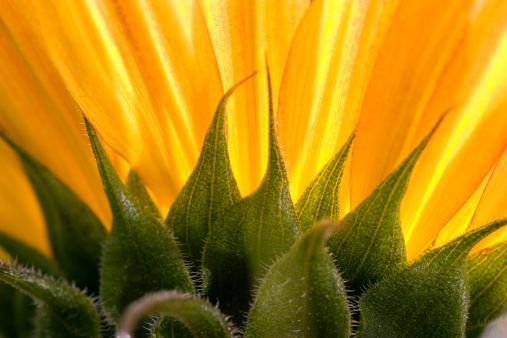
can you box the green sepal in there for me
[245,222,350,338]
[327,126,436,293]
[126,169,161,220]
[202,69,300,322]
[151,317,193,338]
[86,120,194,322]
[357,218,507,338]
[296,133,354,232]
[0,135,107,293]
[0,264,101,337]
[118,291,234,338]
[0,233,60,337]
[466,241,507,337]
[0,232,60,277]
[165,76,249,264]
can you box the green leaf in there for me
[125,169,161,220]
[0,264,101,337]
[296,132,354,232]
[245,222,351,338]
[0,135,107,294]
[202,69,300,322]
[327,126,436,293]
[86,120,194,322]
[165,75,249,264]
[357,218,507,338]
[466,241,507,337]
[0,232,60,277]
[118,291,234,338]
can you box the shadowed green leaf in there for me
[202,68,300,323]
[466,241,507,337]
[86,120,194,322]
[0,264,101,337]
[126,169,161,220]
[118,291,233,338]
[327,125,437,293]
[0,135,107,294]
[245,222,350,338]
[358,218,507,338]
[165,75,252,264]
[0,232,59,277]
[296,133,354,232]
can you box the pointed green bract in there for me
[86,120,194,322]
[202,69,300,322]
[296,133,354,232]
[1,135,107,293]
[118,291,233,338]
[358,218,507,338]
[0,264,101,337]
[327,127,436,293]
[466,241,507,337]
[165,76,248,264]
[126,169,162,220]
[245,222,350,338]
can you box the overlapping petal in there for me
[277,0,399,203]
[20,0,224,207]
[0,141,49,256]
[200,0,309,195]
[0,2,110,225]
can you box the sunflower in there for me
[1,0,507,337]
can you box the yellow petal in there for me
[200,0,309,195]
[0,3,110,225]
[277,0,399,202]
[433,170,493,248]
[350,0,474,209]
[23,0,223,207]
[402,25,507,259]
[470,147,507,251]
[0,140,50,256]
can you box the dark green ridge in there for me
[327,120,441,294]
[358,218,507,338]
[201,67,300,324]
[245,222,350,338]
[0,264,101,337]
[296,131,354,232]
[165,75,254,265]
[466,240,507,337]
[86,120,194,322]
[119,291,233,338]
[0,133,106,294]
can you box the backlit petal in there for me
[200,0,309,195]
[350,0,474,208]
[278,0,399,201]
[470,147,507,251]
[402,26,507,259]
[0,3,110,225]
[0,140,49,256]
[24,0,223,207]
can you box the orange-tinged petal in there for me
[350,0,474,209]
[433,170,492,248]
[0,140,50,256]
[200,0,309,195]
[23,0,223,208]
[277,0,399,202]
[470,147,507,251]
[0,4,110,225]
[402,27,507,259]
